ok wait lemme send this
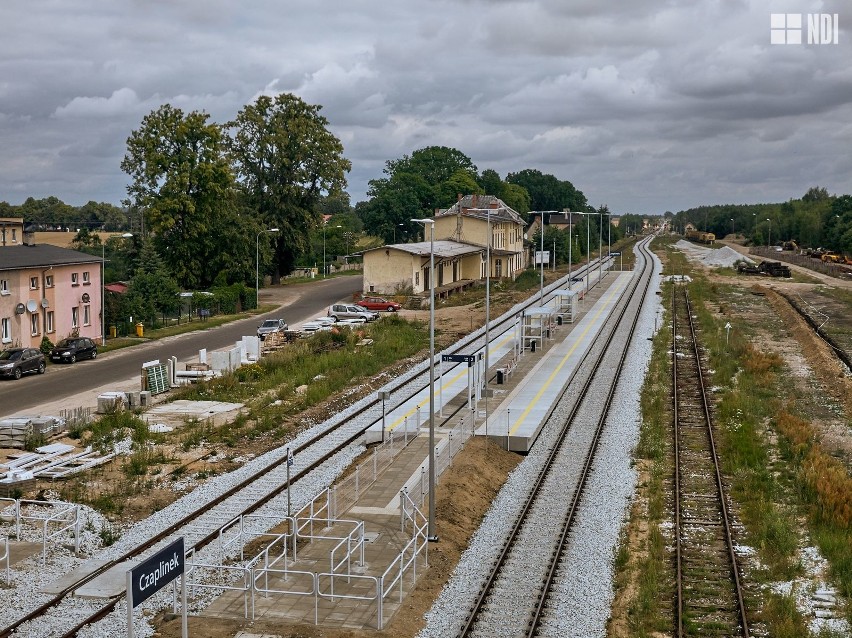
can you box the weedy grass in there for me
[615,237,820,637]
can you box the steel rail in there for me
[2,258,608,637]
[526,238,655,636]
[458,239,654,637]
[673,287,749,638]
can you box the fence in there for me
[330,426,420,519]
[0,497,81,566]
[405,410,476,509]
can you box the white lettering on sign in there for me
[138,551,180,592]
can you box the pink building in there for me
[0,243,103,349]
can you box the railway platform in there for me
[198,268,634,632]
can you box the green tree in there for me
[71,227,101,249]
[227,93,351,282]
[123,242,180,325]
[506,169,587,212]
[360,146,479,241]
[361,172,435,243]
[122,104,236,289]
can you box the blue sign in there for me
[441,354,476,366]
[130,537,185,608]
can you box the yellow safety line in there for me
[386,331,516,432]
[508,274,629,436]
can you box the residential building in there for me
[434,195,527,280]
[362,241,483,295]
[0,242,103,349]
[0,217,25,247]
[362,194,528,296]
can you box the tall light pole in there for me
[576,212,592,291]
[411,217,437,542]
[102,232,133,345]
[256,228,279,301]
[485,209,493,438]
[565,210,573,290]
[597,210,603,284]
[731,218,735,238]
[607,211,611,266]
[322,224,341,278]
[540,213,546,305]
[766,218,771,249]
[393,223,404,244]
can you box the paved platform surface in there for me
[196,270,632,633]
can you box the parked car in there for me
[356,296,402,312]
[327,304,379,322]
[0,348,46,379]
[256,318,288,340]
[50,337,98,363]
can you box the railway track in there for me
[457,238,656,638]
[1,257,611,637]
[672,287,749,638]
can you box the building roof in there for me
[0,244,102,271]
[436,194,525,226]
[366,240,484,259]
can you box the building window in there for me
[31,313,39,336]
[72,307,79,328]
[47,311,54,334]
[11,229,17,242]
[83,305,91,326]
[30,276,39,290]
[415,272,420,286]
[0,279,8,295]
[83,271,90,285]
[1,317,10,343]
[71,273,79,286]
[45,275,54,287]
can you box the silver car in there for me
[327,304,379,322]
[256,318,288,340]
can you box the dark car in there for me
[0,348,46,380]
[256,318,288,340]
[50,337,98,363]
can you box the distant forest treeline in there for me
[0,197,131,231]
[672,186,852,254]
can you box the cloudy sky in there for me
[1,0,850,215]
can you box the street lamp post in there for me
[731,218,735,238]
[566,210,573,289]
[576,212,592,292]
[597,210,603,284]
[322,224,342,278]
[256,228,280,301]
[540,213,546,305]
[411,217,438,542]
[766,218,771,249]
[393,223,404,244]
[102,232,133,345]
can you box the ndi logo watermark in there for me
[771,13,839,44]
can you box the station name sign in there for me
[129,537,185,608]
[442,354,476,366]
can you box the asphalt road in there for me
[0,276,362,417]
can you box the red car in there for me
[357,296,402,312]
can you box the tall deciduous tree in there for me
[361,146,479,241]
[227,93,351,282]
[122,104,237,289]
[506,169,588,213]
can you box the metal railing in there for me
[406,411,476,509]
[0,498,80,564]
[330,426,419,518]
